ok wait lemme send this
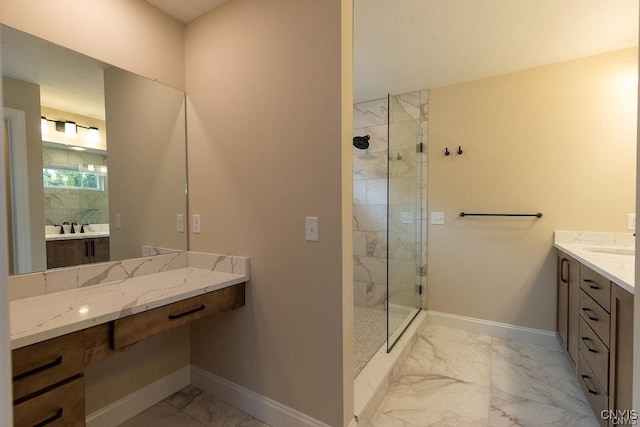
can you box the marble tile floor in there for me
[119,385,270,427]
[369,324,600,426]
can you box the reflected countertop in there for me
[554,231,634,294]
[45,231,110,241]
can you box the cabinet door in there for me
[46,240,85,269]
[557,255,569,350]
[89,238,110,263]
[609,284,634,418]
[567,256,580,370]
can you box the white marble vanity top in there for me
[554,231,634,294]
[45,231,110,241]
[10,251,249,350]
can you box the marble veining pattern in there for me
[120,386,269,427]
[10,252,249,349]
[554,230,634,293]
[369,324,599,427]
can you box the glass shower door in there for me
[387,94,422,351]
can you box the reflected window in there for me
[42,166,106,191]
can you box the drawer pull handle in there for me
[34,408,63,427]
[581,374,599,395]
[168,304,205,320]
[560,258,569,284]
[13,356,63,381]
[581,307,599,321]
[584,279,600,290]
[581,336,598,353]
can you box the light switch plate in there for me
[193,214,201,234]
[305,217,319,241]
[176,214,184,233]
[431,212,445,225]
[115,213,122,229]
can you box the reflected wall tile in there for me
[389,120,420,150]
[366,231,387,258]
[354,231,367,256]
[366,283,387,309]
[366,179,387,205]
[354,280,368,307]
[366,124,388,153]
[420,89,429,123]
[354,98,388,128]
[353,152,387,180]
[354,256,387,285]
[388,232,417,261]
[389,150,416,179]
[389,259,417,289]
[353,180,367,205]
[396,91,421,121]
[354,205,387,232]
[389,178,417,206]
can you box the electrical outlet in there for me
[176,214,184,233]
[628,213,636,230]
[193,214,201,234]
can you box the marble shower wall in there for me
[43,147,109,225]
[353,90,428,311]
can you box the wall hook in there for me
[444,147,450,156]
[457,146,463,155]
[396,152,402,160]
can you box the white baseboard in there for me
[190,365,331,427]
[427,310,561,350]
[86,365,190,427]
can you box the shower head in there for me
[353,135,370,150]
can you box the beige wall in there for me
[104,67,187,260]
[0,0,184,90]
[185,0,350,424]
[2,77,46,272]
[1,2,189,414]
[428,48,637,331]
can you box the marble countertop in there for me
[45,231,110,241]
[554,231,634,294]
[10,252,249,349]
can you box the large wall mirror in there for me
[1,24,188,275]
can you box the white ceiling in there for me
[354,0,639,103]
[3,1,637,118]
[1,25,108,120]
[144,0,230,24]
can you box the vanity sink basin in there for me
[586,247,635,256]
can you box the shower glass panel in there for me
[387,94,422,351]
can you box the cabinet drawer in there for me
[580,265,611,312]
[579,316,609,392]
[578,351,608,427]
[113,284,245,349]
[14,376,85,427]
[12,332,84,401]
[579,290,610,347]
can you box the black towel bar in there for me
[459,212,543,218]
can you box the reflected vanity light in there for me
[78,306,89,315]
[42,116,99,140]
[69,146,87,152]
[87,164,95,172]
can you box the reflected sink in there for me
[586,247,635,256]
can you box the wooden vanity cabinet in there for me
[557,252,580,370]
[557,252,634,426]
[47,237,110,269]
[609,284,634,422]
[11,283,246,425]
